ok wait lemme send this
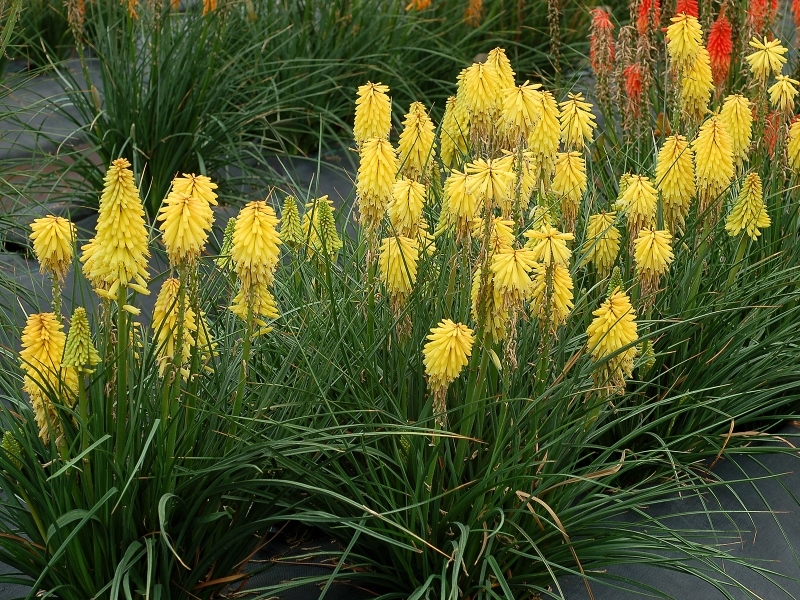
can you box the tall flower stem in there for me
[115,285,129,464]
[228,303,254,453]
[725,234,748,290]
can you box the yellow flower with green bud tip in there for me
[152,278,197,378]
[423,319,475,424]
[215,218,236,271]
[231,200,281,297]
[552,151,586,232]
[746,36,787,83]
[530,262,574,325]
[486,47,515,90]
[515,151,537,212]
[490,245,536,310]
[471,267,507,344]
[303,196,343,259]
[788,120,800,172]
[693,115,734,218]
[157,188,214,267]
[397,102,436,181]
[656,135,695,233]
[719,95,752,169]
[499,82,542,143]
[558,92,596,151]
[63,307,100,374]
[379,235,419,302]
[389,178,425,237]
[81,158,150,299]
[29,215,76,282]
[583,212,620,277]
[587,288,638,393]
[768,75,799,114]
[440,96,470,168]
[666,13,703,72]
[356,137,397,232]
[278,197,304,248]
[680,47,713,123]
[524,225,573,266]
[354,82,391,146]
[466,155,516,214]
[725,172,770,240]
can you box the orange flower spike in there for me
[707,12,733,88]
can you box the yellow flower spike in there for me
[20,312,77,442]
[551,151,587,233]
[444,169,478,239]
[655,135,695,233]
[398,101,436,181]
[719,95,753,169]
[81,158,150,298]
[524,225,573,266]
[230,281,279,332]
[458,62,501,121]
[490,245,537,310]
[471,267,508,343]
[465,156,516,214]
[152,278,197,378]
[746,36,787,83]
[302,196,343,260]
[769,75,799,114]
[440,96,470,168]
[171,173,218,208]
[529,204,553,230]
[389,178,426,237]
[612,173,635,211]
[486,47,515,90]
[499,82,542,143]
[788,120,800,172]
[558,92,596,151]
[634,228,674,302]
[354,81,392,145]
[725,172,770,240]
[157,190,214,267]
[63,307,100,374]
[423,319,475,425]
[680,46,714,123]
[29,215,76,282]
[527,90,560,184]
[583,212,620,277]
[666,13,703,72]
[619,175,657,240]
[474,216,516,255]
[530,262,574,325]
[379,235,419,301]
[515,151,537,213]
[587,288,638,394]
[356,137,398,232]
[279,197,304,248]
[231,200,281,305]
[693,114,734,219]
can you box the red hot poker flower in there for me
[707,12,733,88]
[637,0,661,35]
[674,0,699,17]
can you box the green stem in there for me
[77,376,94,500]
[228,304,254,452]
[725,234,748,290]
[115,286,129,464]
[52,277,61,317]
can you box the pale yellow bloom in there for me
[379,234,419,304]
[789,120,800,172]
[719,95,753,168]
[725,172,770,240]
[655,135,695,232]
[471,267,507,343]
[354,82,392,145]
[30,215,76,282]
[171,173,218,208]
[583,212,620,276]
[158,188,214,266]
[152,278,197,378]
[499,82,542,142]
[490,245,536,310]
[466,155,516,214]
[680,46,713,122]
[389,178,426,237]
[769,75,799,113]
[530,262,573,325]
[440,96,470,168]
[558,92,596,150]
[524,225,573,266]
[423,319,475,395]
[587,289,638,392]
[444,170,477,238]
[486,47,515,90]
[398,101,436,180]
[231,201,281,318]
[693,115,734,217]
[551,151,586,232]
[356,137,398,231]
[620,175,657,239]
[746,36,787,82]
[666,13,703,72]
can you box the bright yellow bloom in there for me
[551,151,586,232]
[398,101,436,180]
[527,90,560,181]
[587,289,638,392]
[279,196,304,248]
[680,46,713,122]
[583,212,620,276]
[486,47,515,90]
[746,36,787,82]
[158,190,214,267]
[788,120,800,172]
[389,178,426,237]
[769,75,799,113]
[230,281,278,335]
[634,228,674,276]
[490,245,536,310]
[655,135,695,232]
[445,169,477,238]
[558,92,596,150]
[499,82,542,142]
[81,158,150,299]
[379,235,419,301]
[30,215,76,282]
[529,204,553,230]
[471,267,507,343]
[693,115,734,217]
[302,196,343,259]
[152,278,197,378]
[474,216,516,254]
[171,173,218,208]
[354,82,392,145]
[20,312,77,442]
[666,13,703,72]
[515,151,537,213]
[440,96,470,168]
[231,200,281,300]
[466,155,516,214]
[356,137,398,231]
[524,225,573,266]
[719,95,753,168]
[620,175,657,238]
[423,319,475,397]
[458,62,500,119]
[530,262,573,325]
[613,173,636,211]
[725,172,770,240]
[62,307,100,374]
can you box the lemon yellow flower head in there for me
[30,216,76,282]
[466,155,516,215]
[725,172,770,240]
[486,47,515,90]
[612,173,636,211]
[499,82,542,143]
[681,46,714,123]
[279,196,304,248]
[152,278,197,378]
[586,288,638,393]
[62,307,100,375]
[515,150,537,213]
[231,200,281,309]
[158,182,215,267]
[527,90,561,186]
[769,75,799,114]
[788,120,800,172]
[655,135,695,232]
[389,178,425,237]
[473,216,516,255]
[666,13,703,72]
[583,212,620,277]
[356,137,398,232]
[379,235,419,306]
[171,173,218,208]
[529,204,553,230]
[398,102,436,181]
[230,282,278,336]
[620,175,657,241]
[524,225,573,266]
[458,62,501,131]
[530,262,573,326]
[746,36,787,83]
[552,151,587,233]
[693,115,734,219]
[354,82,392,145]
[445,169,478,240]
[440,96,470,168]
[302,196,342,260]
[634,228,674,303]
[490,245,536,311]
[719,95,753,168]
[20,312,77,442]
[471,267,507,343]
[81,158,150,299]
[423,319,475,423]
[558,92,596,150]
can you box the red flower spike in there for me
[793,0,800,28]
[674,0,699,17]
[765,111,781,157]
[590,8,615,75]
[624,65,644,103]
[637,0,661,35]
[748,0,778,32]
[708,13,733,88]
